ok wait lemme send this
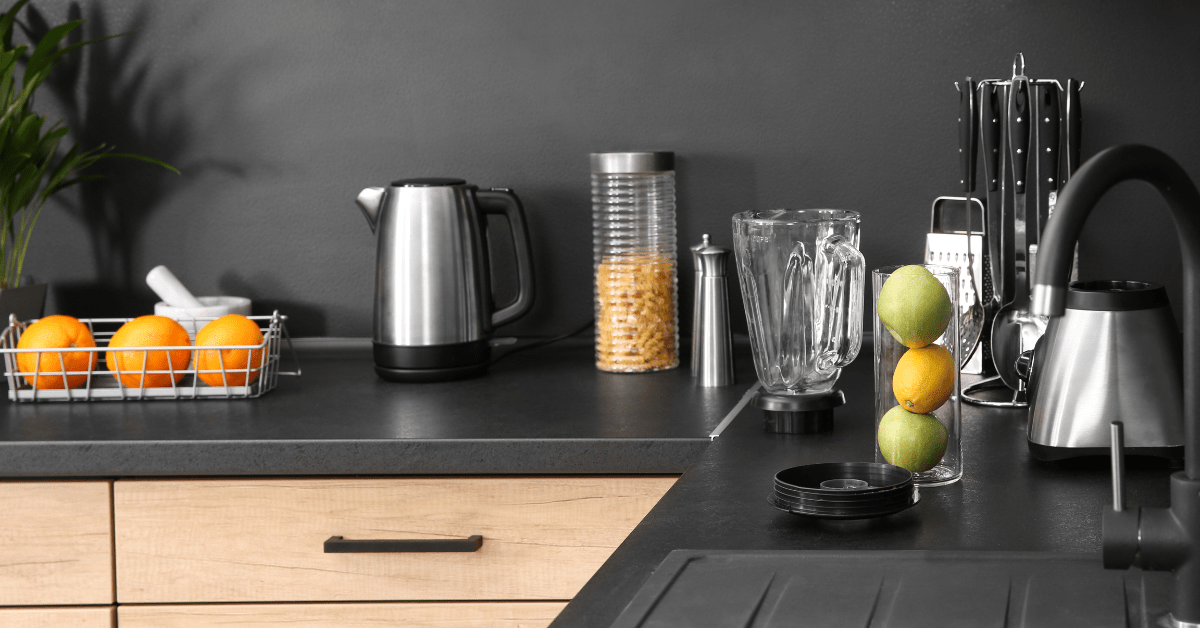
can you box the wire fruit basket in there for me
[0,311,300,402]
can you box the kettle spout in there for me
[356,187,385,233]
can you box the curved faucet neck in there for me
[1031,144,1200,480]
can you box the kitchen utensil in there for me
[732,209,864,434]
[873,265,963,487]
[981,82,1008,307]
[990,55,1047,393]
[923,196,985,372]
[1058,78,1083,281]
[1017,280,1183,461]
[0,311,297,401]
[356,178,534,382]
[592,152,679,373]
[146,265,204,309]
[690,234,734,387]
[956,77,985,369]
[1031,144,1200,626]
[1035,82,1060,239]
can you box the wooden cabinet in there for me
[0,606,114,627]
[0,475,672,624]
[119,601,567,628]
[114,476,674,603]
[0,482,113,606]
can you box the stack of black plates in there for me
[768,462,918,519]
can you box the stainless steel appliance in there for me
[356,178,534,382]
[1018,280,1183,461]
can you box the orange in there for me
[194,314,265,387]
[105,315,192,388]
[16,315,98,389]
[892,343,955,414]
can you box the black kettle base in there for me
[1028,441,1184,463]
[374,363,489,383]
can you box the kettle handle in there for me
[474,188,536,327]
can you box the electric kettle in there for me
[356,178,535,382]
[1017,280,1183,460]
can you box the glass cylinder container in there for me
[873,264,963,487]
[590,152,679,373]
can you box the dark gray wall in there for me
[21,0,1200,336]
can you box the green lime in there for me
[877,265,951,349]
[877,405,948,473]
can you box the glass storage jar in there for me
[590,152,679,372]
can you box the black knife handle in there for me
[980,83,1002,192]
[1037,83,1061,193]
[959,77,978,193]
[1066,78,1082,180]
[324,535,483,553]
[1008,78,1031,194]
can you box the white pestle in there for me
[146,265,204,309]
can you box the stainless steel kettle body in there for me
[1021,280,1184,460]
[356,178,535,382]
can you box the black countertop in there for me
[0,338,759,477]
[552,354,1179,628]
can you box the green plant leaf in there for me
[0,0,29,50]
[106,152,181,174]
[23,19,82,84]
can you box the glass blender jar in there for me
[732,209,865,432]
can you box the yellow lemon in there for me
[892,343,955,414]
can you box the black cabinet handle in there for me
[324,535,482,553]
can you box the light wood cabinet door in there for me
[0,482,114,605]
[115,476,674,603]
[0,605,114,627]
[120,601,566,628]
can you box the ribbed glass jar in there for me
[590,152,679,372]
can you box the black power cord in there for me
[489,319,595,366]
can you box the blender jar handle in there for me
[817,235,864,370]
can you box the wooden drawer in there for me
[120,601,566,627]
[115,476,674,603]
[0,606,114,627]
[0,482,114,605]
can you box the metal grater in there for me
[925,196,987,374]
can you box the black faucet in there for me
[1031,144,1200,625]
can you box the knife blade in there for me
[1008,72,1031,299]
[1063,78,1082,281]
[1066,78,1082,183]
[958,76,979,283]
[980,82,1006,304]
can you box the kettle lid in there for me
[1066,280,1170,312]
[391,177,467,187]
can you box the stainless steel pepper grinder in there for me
[691,234,735,386]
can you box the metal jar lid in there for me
[590,152,674,174]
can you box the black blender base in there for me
[374,363,489,383]
[755,389,846,434]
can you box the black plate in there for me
[774,462,912,496]
[767,491,920,520]
[771,487,916,509]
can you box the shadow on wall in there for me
[218,271,328,337]
[22,2,245,317]
[675,154,757,336]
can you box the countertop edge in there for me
[0,438,711,477]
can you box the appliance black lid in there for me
[1066,280,1169,311]
[391,177,467,187]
